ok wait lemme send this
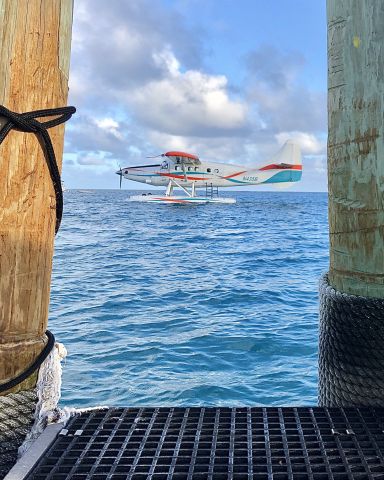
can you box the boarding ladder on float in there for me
[205,182,219,198]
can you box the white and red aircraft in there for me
[116,140,302,204]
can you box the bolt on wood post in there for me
[0,0,73,393]
[327,0,384,298]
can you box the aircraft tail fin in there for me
[259,140,302,185]
[261,140,301,167]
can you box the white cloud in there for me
[153,46,181,77]
[148,132,190,153]
[95,118,119,130]
[131,66,248,137]
[69,2,249,142]
[275,131,325,155]
[95,118,123,140]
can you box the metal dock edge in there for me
[4,423,64,480]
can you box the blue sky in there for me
[63,0,327,191]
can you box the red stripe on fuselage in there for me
[159,173,208,181]
[259,164,302,171]
[222,171,247,179]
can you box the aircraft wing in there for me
[164,151,201,165]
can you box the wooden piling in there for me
[0,0,73,392]
[327,0,384,298]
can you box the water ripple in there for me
[50,190,328,407]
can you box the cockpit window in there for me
[207,168,211,173]
[161,161,169,170]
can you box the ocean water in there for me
[50,190,329,408]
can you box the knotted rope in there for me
[0,105,76,233]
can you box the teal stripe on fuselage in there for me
[226,178,248,184]
[129,173,158,177]
[262,171,302,183]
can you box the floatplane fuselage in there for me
[116,140,302,204]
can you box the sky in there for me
[63,0,328,191]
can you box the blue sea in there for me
[50,190,329,408]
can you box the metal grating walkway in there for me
[27,407,384,479]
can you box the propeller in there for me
[119,165,123,189]
[146,153,165,158]
[115,162,123,189]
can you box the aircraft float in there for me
[116,140,302,204]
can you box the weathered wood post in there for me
[0,0,73,473]
[319,0,384,406]
[0,0,73,391]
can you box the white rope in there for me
[18,341,109,458]
[18,342,67,456]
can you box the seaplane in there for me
[116,140,302,204]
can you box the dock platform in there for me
[14,407,384,479]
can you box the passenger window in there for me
[214,168,219,173]
[194,167,198,171]
[207,168,211,173]
[188,166,192,171]
[175,165,179,171]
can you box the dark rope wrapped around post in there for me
[0,331,55,394]
[319,275,384,406]
[0,330,56,477]
[0,391,38,478]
